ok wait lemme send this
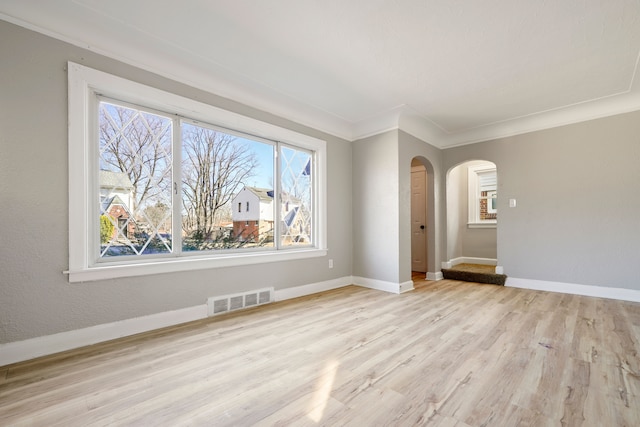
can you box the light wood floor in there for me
[1,279,639,426]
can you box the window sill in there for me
[65,248,328,283]
[467,222,497,229]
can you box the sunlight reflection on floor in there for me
[307,359,339,422]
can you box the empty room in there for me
[1,1,639,425]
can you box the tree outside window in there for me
[97,101,302,259]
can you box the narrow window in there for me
[280,147,312,246]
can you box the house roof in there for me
[243,186,274,202]
[101,195,128,213]
[99,170,133,190]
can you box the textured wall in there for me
[443,111,640,289]
[0,21,352,344]
[398,131,444,281]
[446,165,465,260]
[352,131,400,283]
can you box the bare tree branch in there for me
[99,104,172,213]
[181,125,257,245]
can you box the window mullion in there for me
[274,144,281,250]
[89,92,101,266]
[172,117,183,255]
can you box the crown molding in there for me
[4,13,640,148]
[0,13,355,142]
[352,89,640,148]
[439,89,640,148]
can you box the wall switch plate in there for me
[509,198,517,208]
[328,259,334,268]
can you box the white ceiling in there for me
[2,0,640,147]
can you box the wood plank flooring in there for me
[1,279,639,426]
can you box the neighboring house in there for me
[231,186,309,243]
[101,195,136,241]
[231,187,275,242]
[99,170,135,211]
[99,170,136,241]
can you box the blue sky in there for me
[240,137,274,189]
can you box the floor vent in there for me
[207,288,274,316]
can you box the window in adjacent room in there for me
[468,163,497,228]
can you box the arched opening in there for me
[445,160,500,274]
[411,158,427,278]
[410,156,436,282]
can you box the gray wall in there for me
[352,130,445,285]
[352,131,400,283]
[398,131,445,281]
[0,21,353,344]
[446,165,466,260]
[443,111,640,289]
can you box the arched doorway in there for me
[411,159,427,274]
[445,160,498,268]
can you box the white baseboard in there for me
[465,257,497,266]
[0,304,208,367]
[352,276,414,294]
[430,271,444,281]
[274,276,352,301]
[0,273,440,366]
[412,271,444,281]
[506,277,640,303]
[442,257,497,269]
[426,271,444,281]
[0,277,356,367]
[399,280,415,293]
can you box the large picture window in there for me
[68,63,326,282]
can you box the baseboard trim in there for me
[274,276,352,301]
[426,271,444,281]
[399,280,415,293]
[1,272,464,367]
[0,304,208,367]
[442,257,497,269]
[1,277,356,367]
[506,277,640,303]
[352,276,414,294]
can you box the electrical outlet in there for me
[328,259,334,269]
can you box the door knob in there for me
[420,225,425,230]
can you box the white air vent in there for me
[207,287,274,316]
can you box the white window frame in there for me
[467,164,497,229]
[67,62,327,282]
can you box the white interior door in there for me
[411,167,427,272]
